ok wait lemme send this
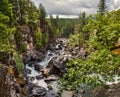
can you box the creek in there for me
[24,38,120,97]
[24,38,70,97]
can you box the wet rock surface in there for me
[34,62,42,72]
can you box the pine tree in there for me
[98,0,107,16]
[78,12,86,49]
[39,3,46,28]
[82,11,86,26]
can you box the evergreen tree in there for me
[98,0,107,16]
[82,11,86,26]
[75,12,86,48]
[39,3,46,28]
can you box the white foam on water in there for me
[39,50,55,68]
[26,64,39,77]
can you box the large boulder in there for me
[47,56,68,75]
[22,69,31,77]
[34,62,42,72]
[44,75,60,81]
[35,75,43,80]
[26,82,47,97]
[32,86,47,97]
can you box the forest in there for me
[0,0,120,97]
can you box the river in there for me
[25,38,70,97]
[24,38,120,97]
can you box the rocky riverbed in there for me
[22,38,120,97]
[22,38,74,97]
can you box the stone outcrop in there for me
[25,82,47,97]
[0,52,26,97]
[0,64,23,97]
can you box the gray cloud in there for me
[31,0,120,17]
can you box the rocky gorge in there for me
[22,38,120,97]
[22,38,88,97]
[1,38,120,97]
[22,38,70,97]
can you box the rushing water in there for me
[25,38,69,96]
[39,50,55,68]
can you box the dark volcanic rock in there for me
[26,82,47,97]
[32,86,47,96]
[29,77,35,82]
[34,62,42,72]
[48,65,61,75]
[23,69,31,76]
[46,44,55,51]
[36,75,43,80]
[47,56,68,75]
[30,55,36,61]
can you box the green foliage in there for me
[10,0,39,24]
[49,15,60,38]
[14,53,24,72]
[60,9,120,91]
[14,28,27,53]
[34,31,43,49]
[87,13,120,50]
[0,0,15,52]
[42,33,48,45]
[69,33,80,46]
[60,50,120,90]
[49,18,77,37]
[68,12,87,47]
[34,31,48,50]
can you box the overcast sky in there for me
[31,0,120,18]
